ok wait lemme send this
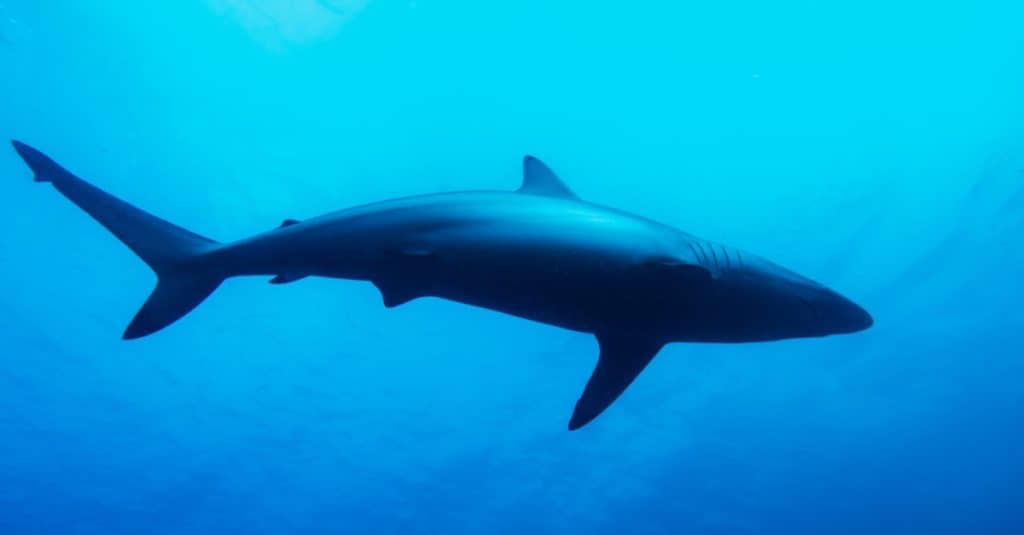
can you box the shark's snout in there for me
[847,301,874,332]
[823,291,873,334]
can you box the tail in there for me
[11,140,225,339]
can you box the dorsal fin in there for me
[517,156,577,199]
[279,219,300,228]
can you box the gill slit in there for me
[694,242,710,266]
[706,242,719,268]
[686,243,702,265]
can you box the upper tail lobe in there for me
[12,140,225,339]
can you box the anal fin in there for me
[569,334,664,430]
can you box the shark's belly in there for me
[430,274,606,333]
[417,251,686,336]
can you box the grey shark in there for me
[11,140,872,430]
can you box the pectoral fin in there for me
[646,256,713,281]
[569,335,664,430]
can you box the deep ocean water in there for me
[1,2,1022,533]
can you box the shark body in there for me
[12,141,872,429]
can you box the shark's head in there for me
[674,244,873,342]
[725,254,873,339]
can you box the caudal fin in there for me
[11,140,224,339]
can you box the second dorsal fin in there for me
[279,219,300,228]
[517,156,578,199]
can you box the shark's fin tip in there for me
[569,334,664,430]
[518,156,578,199]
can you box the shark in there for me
[11,140,873,430]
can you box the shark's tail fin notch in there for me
[11,140,226,339]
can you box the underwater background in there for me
[1,1,1022,533]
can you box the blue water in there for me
[2,2,1022,533]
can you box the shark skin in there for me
[11,140,873,430]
